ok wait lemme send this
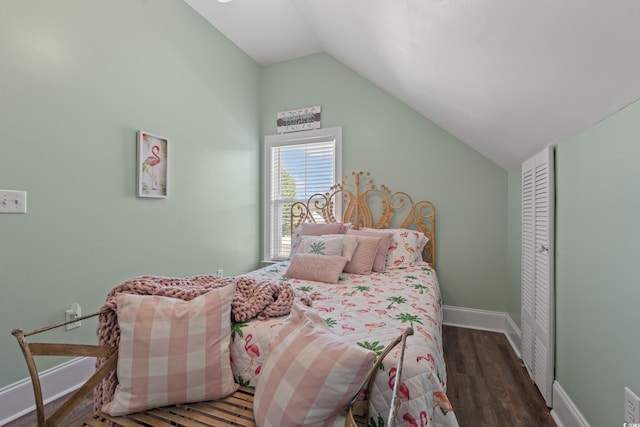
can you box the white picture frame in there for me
[137,131,169,198]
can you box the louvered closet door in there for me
[521,146,555,407]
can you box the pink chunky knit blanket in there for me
[94,274,312,412]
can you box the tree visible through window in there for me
[264,127,342,261]
[280,166,296,238]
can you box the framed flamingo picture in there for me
[137,131,169,198]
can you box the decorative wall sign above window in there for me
[137,131,169,198]
[277,106,321,133]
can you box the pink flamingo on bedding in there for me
[420,411,429,426]
[433,391,453,414]
[393,256,405,266]
[374,308,389,318]
[411,303,428,314]
[416,326,433,342]
[244,334,260,372]
[388,366,410,400]
[341,324,355,333]
[402,411,429,427]
[422,313,437,327]
[364,322,386,332]
[416,354,436,379]
[402,413,418,427]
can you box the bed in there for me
[72,171,458,426]
[230,172,459,427]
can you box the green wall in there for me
[506,167,522,326]
[506,99,640,425]
[554,99,640,426]
[260,53,509,311]
[0,0,260,387]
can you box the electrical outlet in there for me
[625,387,640,423]
[65,303,81,331]
[217,269,224,277]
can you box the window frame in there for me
[263,127,342,262]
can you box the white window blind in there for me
[264,128,342,261]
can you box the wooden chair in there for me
[346,327,413,427]
[12,312,411,427]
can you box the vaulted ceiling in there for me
[185,0,640,170]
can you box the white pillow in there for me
[300,235,344,256]
[299,234,359,261]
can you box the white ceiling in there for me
[185,0,640,170]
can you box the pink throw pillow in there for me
[103,286,238,416]
[346,229,393,272]
[301,222,344,235]
[284,253,348,284]
[343,236,382,275]
[253,303,375,427]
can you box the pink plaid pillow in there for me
[103,286,238,416]
[253,303,375,426]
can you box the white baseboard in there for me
[0,357,95,426]
[550,381,592,427]
[443,305,522,361]
[443,305,520,335]
[504,313,522,359]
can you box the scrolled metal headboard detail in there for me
[290,171,436,268]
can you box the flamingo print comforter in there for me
[230,261,459,427]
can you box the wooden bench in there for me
[12,311,411,427]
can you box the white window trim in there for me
[263,127,342,262]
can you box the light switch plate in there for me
[626,387,640,423]
[0,190,27,213]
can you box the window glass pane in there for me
[265,131,340,261]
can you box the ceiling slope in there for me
[185,0,640,170]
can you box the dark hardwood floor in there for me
[4,391,94,427]
[443,325,556,427]
[7,326,554,427]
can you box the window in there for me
[264,127,342,261]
